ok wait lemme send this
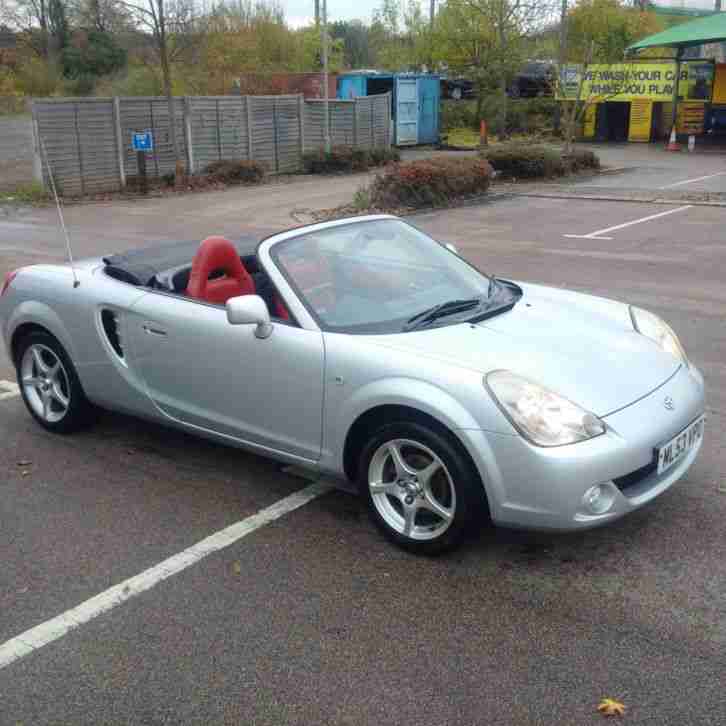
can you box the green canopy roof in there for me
[628,11,726,51]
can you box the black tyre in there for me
[15,331,97,434]
[358,420,488,555]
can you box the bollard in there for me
[480,120,488,147]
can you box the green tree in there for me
[330,19,374,69]
[566,0,662,63]
[62,28,127,80]
[435,0,553,132]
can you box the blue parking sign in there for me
[132,131,154,152]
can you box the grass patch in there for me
[441,127,481,149]
[0,182,51,204]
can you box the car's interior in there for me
[104,236,291,321]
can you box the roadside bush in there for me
[482,144,565,179]
[204,160,266,184]
[482,143,600,179]
[562,148,600,173]
[368,158,493,209]
[303,145,400,174]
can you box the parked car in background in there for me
[508,61,555,98]
[441,76,476,101]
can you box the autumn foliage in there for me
[368,158,493,209]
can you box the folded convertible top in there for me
[102,234,260,287]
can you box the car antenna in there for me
[39,136,80,289]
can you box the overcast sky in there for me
[282,0,389,27]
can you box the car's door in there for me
[126,291,325,462]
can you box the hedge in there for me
[204,160,266,184]
[481,144,599,179]
[367,158,494,209]
[303,145,400,174]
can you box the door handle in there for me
[142,324,167,337]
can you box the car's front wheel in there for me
[16,331,97,433]
[358,421,487,555]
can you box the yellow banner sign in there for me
[558,62,713,102]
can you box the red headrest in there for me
[186,236,255,305]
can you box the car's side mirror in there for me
[226,295,273,339]
[444,242,460,256]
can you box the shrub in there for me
[482,144,566,179]
[367,158,493,209]
[482,143,600,179]
[303,145,399,174]
[204,160,266,184]
[562,148,600,173]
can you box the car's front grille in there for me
[613,459,658,493]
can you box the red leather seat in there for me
[186,236,255,305]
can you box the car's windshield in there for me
[272,218,514,334]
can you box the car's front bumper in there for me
[463,363,705,531]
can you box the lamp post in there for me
[322,0,331,153]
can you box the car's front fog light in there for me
[583,484,616,515]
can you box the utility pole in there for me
[554,0,568,132]
[430,0,435,29]
[315,0,320,25]
[322,0,331,153]
[716,0,722,13]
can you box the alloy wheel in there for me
[368,438,456,541]
[20,343,71,424]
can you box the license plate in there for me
[656,416,705,475]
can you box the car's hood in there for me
[362,282,680,417]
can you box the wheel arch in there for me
[9,302,77,367]
[342,403,489,514]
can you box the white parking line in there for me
[0,480,332,670]
[0,380,20,400]
[564,205,692,240]
[660,171,726,189]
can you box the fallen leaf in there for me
[598,698,626,717]
[20,470,31,477]
[231,561,241,575]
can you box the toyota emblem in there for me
[664,396,675,411]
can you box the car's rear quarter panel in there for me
[2,263,157,418]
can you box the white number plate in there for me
[657,416,705,476]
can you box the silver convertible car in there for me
[0,215,705,554]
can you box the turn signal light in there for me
[1,269,19,296]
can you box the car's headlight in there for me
[629,306,688,365]
[485,370,606,447]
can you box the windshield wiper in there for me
[404,297,482,331]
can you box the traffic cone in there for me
[666,125,680,152]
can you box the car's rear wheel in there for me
[16,331,96,433]
[358,421,486,555]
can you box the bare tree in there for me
[0,0,50,56]
[118,0,199,179]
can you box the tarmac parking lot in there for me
[1,167,726,724]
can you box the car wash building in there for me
[559,59,719,142]
[336,71,440,146]
[559,12,726,143]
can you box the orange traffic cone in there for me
[666,126,680,152]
